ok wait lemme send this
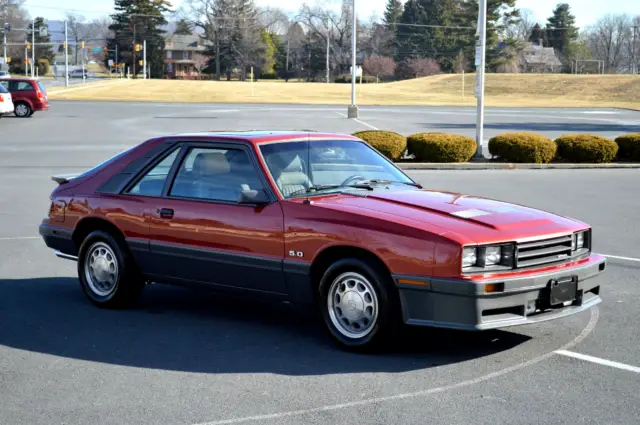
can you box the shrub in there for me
[614,134,640,161]
[259,72,278,80]
[488,132,556,163]
[353,130,407,161]
[554,134,618,163]
[334,74,378,84]
[406,133,477,162]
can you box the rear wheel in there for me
[14,102,31,118]
[77,230,145,308]
[318,258,400,352]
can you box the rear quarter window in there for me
[0,83,7,93]
[37,82,47,93]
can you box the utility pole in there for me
[81,40,85,83]
[31,18,34,78]
[64,20,68,86]
[474,0,487,158]
[143,39,146,79]
[347,0,358,118]
[132,22,136,78]
[633,25,639,74]
[2,24,7,65]
[24,39,27,76]
[286,38,290,72]
[326,18,330,83]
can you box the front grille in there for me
[516,235,574,268]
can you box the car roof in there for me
[163,130,362,145]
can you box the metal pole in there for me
[347,0,358,118]
[326,18,330,83]
[82,42,85,83]
[132,23,136,78]
[24,40,27,76]
[64,20,68,86]
[474,0,487,158]
[31,18,34,78]
[2,25,6,65]
[143,39,146,79]
[633,26,638,74]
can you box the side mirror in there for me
[238,189,270,205]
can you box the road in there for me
[0,101,639,425]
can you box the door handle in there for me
[157,208,174,219]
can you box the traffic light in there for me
[81,41,85,49]
[26,42,31,49]
[134,43,142,52]
[6,57,11,64]
[87,45,91,51]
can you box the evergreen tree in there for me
[382,0,403,57]
[528,23,547,46]
[27,18,55,66]
[107,0,171,78]
[174,19,192,35]
[545,3,579,68]
[383,0,403,33]
[395,0,460,72]
[457,0,521,71]
[301,32,326,81]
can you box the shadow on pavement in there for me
[426,122,640,133]
[0,277,532,375]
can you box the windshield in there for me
[259,139,415,198]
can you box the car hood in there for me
[311,188,588,245]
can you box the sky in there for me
[23,0,639,29]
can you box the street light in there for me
[474,0,488,158]
[347,0,358,118]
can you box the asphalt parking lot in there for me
[1,101,639,425]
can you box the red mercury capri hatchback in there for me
[39,131,606,351]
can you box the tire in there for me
[14,102,31,118]
[28,110,35,117]
[318,257,401,352]
[77,230,145,309]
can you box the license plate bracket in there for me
[549,276,578,306]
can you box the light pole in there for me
[474,0,488,158]
[31,18,34,77]
[347,0,358,118]
[326,17,330,84]
[64,20,68,86]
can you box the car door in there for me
[142,141,287,295]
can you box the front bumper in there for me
[394,254,605,331]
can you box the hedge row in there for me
[353,130,640,163]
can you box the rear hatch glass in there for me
[37,81,47,94]
[0,84,7,93]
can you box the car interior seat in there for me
[269,153,312,197]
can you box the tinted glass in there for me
[0,83,7,93]
[127,148,181,196]
[13,81,34,91]
[37,82,47,93]
[169,147,264,202]
[259,139,413,198]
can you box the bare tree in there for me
[1,0,30,67]
[192,52,210,77]
[405,57,440,78]
[65,13,86,65]
[504,9,536,41]
[362,55,396,82]
[586,13,634,73]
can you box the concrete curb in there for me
[398,162,640,170]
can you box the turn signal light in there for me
[484,283,504,293]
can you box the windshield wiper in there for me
[289,183,374,198]
[355,179,423,189]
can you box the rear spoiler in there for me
[51,173,80,185]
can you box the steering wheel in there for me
[340,175,365,186]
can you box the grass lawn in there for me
[46,73,640,109]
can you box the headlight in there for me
[462,247,477,268]
[462,244,514,271]
[572,231,588,251]
[484,246,502,266]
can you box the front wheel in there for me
[77,230,145,308]
[318,258,400,352]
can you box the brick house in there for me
[163,35,208,79]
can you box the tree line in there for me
[1,0,638,79]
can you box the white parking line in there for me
[335,112,379,130]
[192,308,599,425]
[555,350,640,374]
[0,236,40,241]
[601,254,640,262]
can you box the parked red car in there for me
[0,77,49,117]
[39,131,606,350]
